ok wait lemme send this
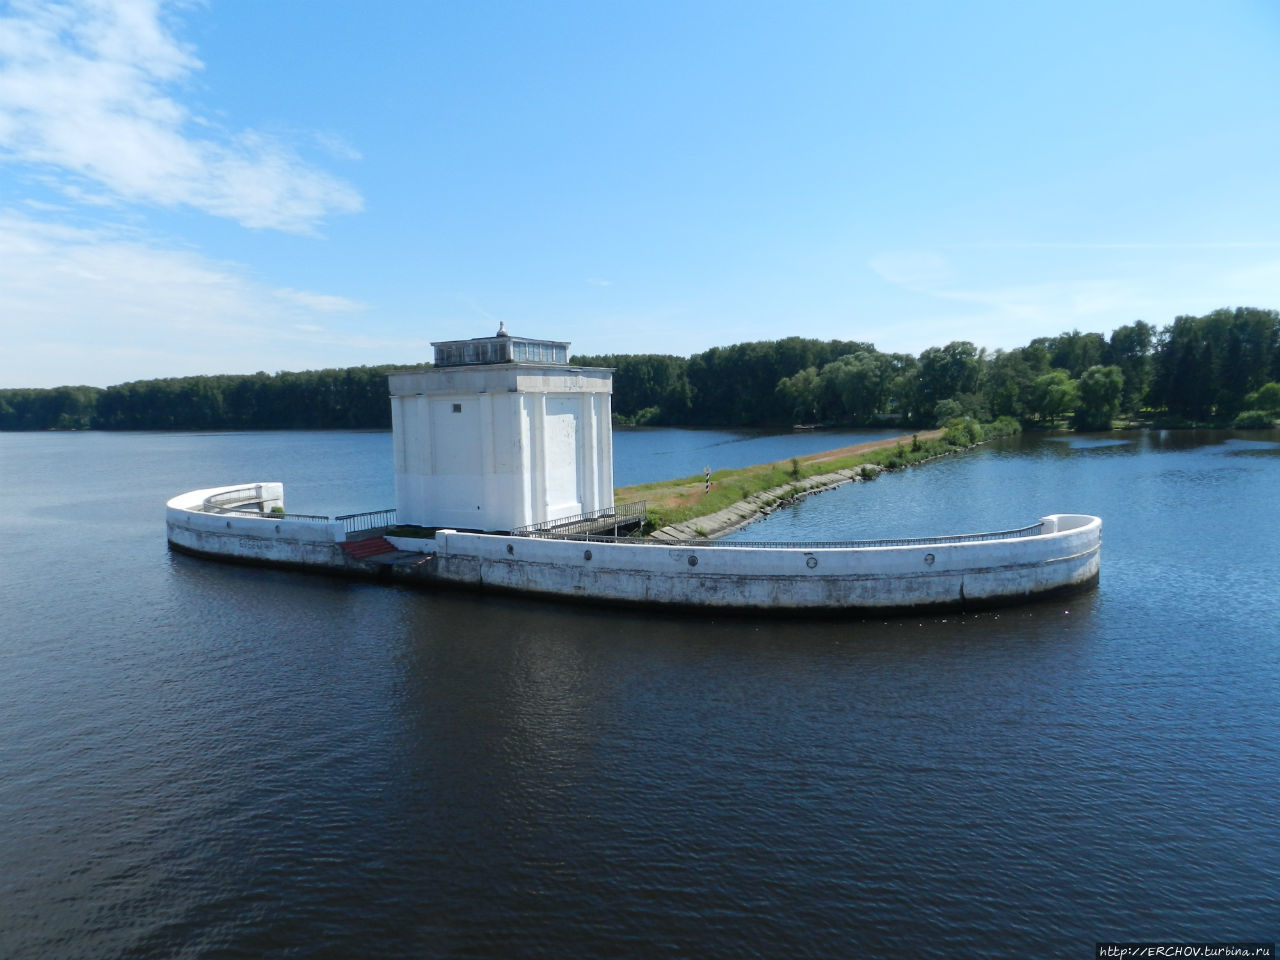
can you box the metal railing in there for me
[519,522,1046,549]
[335,508,398,535]
[202,487,332,523]
[204,486,268,511]
[218,508,333,523]
[512,500,648,538]
[200,486,401,531]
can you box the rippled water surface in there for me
[2,428,1278,959]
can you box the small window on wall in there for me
[452,403,462,413]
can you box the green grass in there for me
[618,419,1020,531]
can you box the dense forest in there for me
[0,365,401,431]
[4,307,1280,432]
[582,306,1280,430]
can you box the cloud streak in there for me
[0,212,421,386]
[0,0,362,232]
[274,288,368,314]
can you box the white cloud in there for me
[21,197,70,212]
[0,0,362,232]
[586,277,612,287]
[0,212,422,386]
[312,131,363,163]
[274,288,368,314]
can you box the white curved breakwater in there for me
[430,516,1100,611]
[167,483,1100,613]
[166,483,350,566]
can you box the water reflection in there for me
[1046,437,1134,450]
[360,581,1116,954]
[3,427,1279,959]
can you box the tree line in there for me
[4,306,1280,432]
[577,306,1280,430]
[0,365,401,431]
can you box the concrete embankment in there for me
[167,474,1101,613]
[649,430,954,541]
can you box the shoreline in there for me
[633,429,985,541]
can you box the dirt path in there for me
[798,428,944,464]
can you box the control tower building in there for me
[387,325,614,532]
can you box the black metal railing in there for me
[335,509,398,535]
[512,500,648,538]
[519,522,1046,549]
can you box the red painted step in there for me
[340,536,399,559]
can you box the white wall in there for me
[389,364,613,531]
[428,514,1102,610]
[167,485,1101,612]
[166,484,347,567]
[542,395,581,518]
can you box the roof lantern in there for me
[430,325,570,368]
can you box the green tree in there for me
[933,398,963,424]
[775,367,822,423]
[1029,370,1077,424]
[1245,381,1280,413]
[980,346,1050,419]
[685,337,874,425]
[1152,315,1212,419]
[1047,330,1109,377]
[1073,365,1124,431]
[573,354,692,423]
[819,351,892,422]
[916,341,980,412]
[1108,321,1155,413]
[1149,308,1280,419]
[1213,307,1277,416]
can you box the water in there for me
[2,428,1278,958]
[612,426,902,486]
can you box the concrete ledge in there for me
[427,513,1101,612]
[166,483,348,567]
[166,482,1101,616]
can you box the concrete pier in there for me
[167,483,1100,615]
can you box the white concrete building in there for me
[387,326,614,532]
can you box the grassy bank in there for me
[617,417,1022,532]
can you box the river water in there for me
[2,427,1278,958]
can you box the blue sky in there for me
[3,0,1280,388]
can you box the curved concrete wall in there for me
[166,483,1099,612]
[166,484,348,569]
[433,514,1100,611]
